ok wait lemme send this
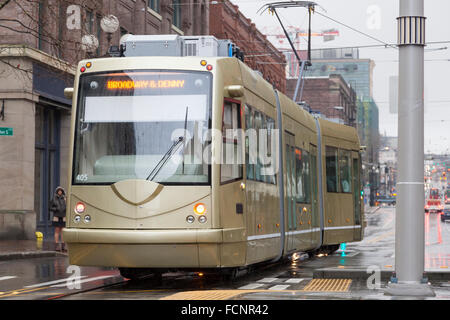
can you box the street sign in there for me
[0,127,13,136]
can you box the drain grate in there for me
[301,279,352,292]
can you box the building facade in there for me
[0,0,209,239]
[379,135,398,196]
[209,0,286,93]
[286,74,357,128]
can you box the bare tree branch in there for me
[0,0,12,11]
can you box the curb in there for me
[314,268,450,281]
[0,251,67,261]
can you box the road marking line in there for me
[0,285,53,298]
[51,275,115,288]
[0,276,17,281]
[268,285,290,290]
[238,283,265,290]
[257,278,278,283]
[24,276,87,288]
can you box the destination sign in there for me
[107,79,185,90]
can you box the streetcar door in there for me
[284,132,296,252]
[310,145,320,248]
[352,155,362,241]
[219,99,245,252]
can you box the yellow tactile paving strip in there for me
[160,290,259,300]
[160,279,353,300]
[301,279,352,292]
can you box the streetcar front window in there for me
[73,70,211,185]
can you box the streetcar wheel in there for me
[221,268,238,282]
[119,268,153,281]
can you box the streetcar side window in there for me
[339,149,352,193]
[221,100,243,183]
[266,116,276,185]
[295,148,311,203]
[244,104,276,185]
[326,146,339,192]
[245,105,255,180]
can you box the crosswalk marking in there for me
[268,285,290,290]
[24,276,87,289]
[0,276,17,281]
[238,283,265,290]
[284,278,305,284]
[51,275,115,288]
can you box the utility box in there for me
[120,34,234,58]
[182,36,232,57]
[121,34,184,57]
[183,36,218,56]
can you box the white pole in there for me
[385,0,434,296]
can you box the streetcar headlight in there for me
[75,202,85,213]
[74,215,81,223]
[186,215,195,224]
[193,203,206,215]
[198,215,207,224]
[84,215,91,223]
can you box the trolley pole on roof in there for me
[385,0,434,297]
[258,1,317,103]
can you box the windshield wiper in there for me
[146,136,184,181]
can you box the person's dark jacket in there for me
[50,187,66,218]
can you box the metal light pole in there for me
[385,0,434,296]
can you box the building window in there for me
[173,0,181,28]
[38,0,45,50]
[148,0,160,13]
[85,10,93,34]
[96,15,102,56]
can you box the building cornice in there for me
[0,45,76,75]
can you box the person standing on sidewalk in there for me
[50,186,67,252]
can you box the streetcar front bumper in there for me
[63,228,246,268]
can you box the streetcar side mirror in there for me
[64,87,74,99]
[224,85,244,98]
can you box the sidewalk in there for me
[364,205,381,214]
[0,239,67,261]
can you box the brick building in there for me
[209,0,286,93]
[286,74,357,128]
[0,0,209,239]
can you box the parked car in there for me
[442,206,450,222]
[376,195,396,206]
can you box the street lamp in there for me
[81,34,99,57]
[101,14,119,52]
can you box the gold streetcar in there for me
[63,35,363,280]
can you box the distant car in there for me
[376,195,396,206]
[442,207,450,222]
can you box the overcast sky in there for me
[230,0,450,154]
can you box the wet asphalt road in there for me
[0,205,449,300]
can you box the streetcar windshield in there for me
[73,70,212,185]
